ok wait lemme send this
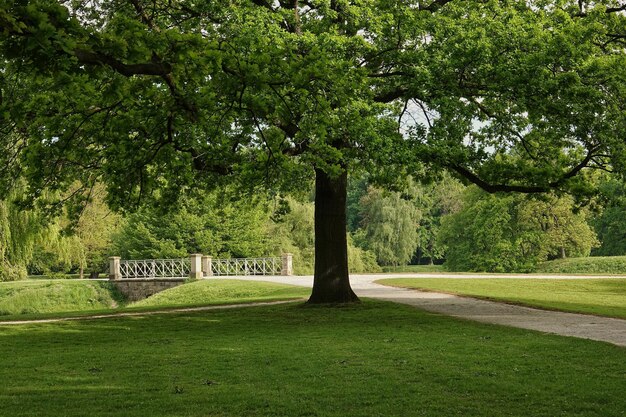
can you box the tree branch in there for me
[448,148,598,194]
[448,164,549,193]
[374,87,408,103]
[574,2,626,16]
[73,49,172,76]
[419,0,455,12]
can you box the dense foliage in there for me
[112,192,272,260]
[0,184,122,281]
[591,179,626,256]
[0,184,42,280]
[354,187,421,266]
[4,173,626,278]
[112,193,380,275]
[536,255,626,275]
[440,188,598,272]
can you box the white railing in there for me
[211,257,281,276]
[110,254,292,280]
[119,258,191,279]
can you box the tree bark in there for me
[307,168,359,304]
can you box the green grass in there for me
[27,273,109,280]
[378,278,626,319]
[0,301,623,417]
[0,279,309,320]
[0,280,123,316]
[536,256,626,274]
[381,264,446,273]
[129,279,309,309]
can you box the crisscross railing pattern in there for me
[211,257,281,276]
[113,255,289,279]
[119,259,190,279]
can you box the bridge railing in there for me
[211,257,280,276]
[119,258,191,279]
[109,253,293,280]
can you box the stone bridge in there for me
[108,254,293,301]
[112,278,188,301]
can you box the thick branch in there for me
[449,164,549,193]
[368,71,411,78]
[419,0,455,12]
[374,87,408,103]
[449,149,597,193]
[250,0,274,10]
[74,49,172,76]
[606,5,626,13]
[574,2,626,16]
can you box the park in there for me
[1,0,626,416]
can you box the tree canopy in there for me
[440,188,598,272]
[1,0,626,301]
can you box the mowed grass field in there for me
[0,279,123,316]
[378,278,626,319]
[0,301,624,417]
[0,279,309,320]
[535,256,626,274]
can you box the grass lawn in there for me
[129,279,310,309]
[381,264,445,273]
[378,278,626,319]
[0,279,309,321]
[0,301,623,417]
[0,279,123,316]
[536,256,626,274]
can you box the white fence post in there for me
[202,256,213,277]
[281,253,293,276]
[109,257,121,280]
[190,254,203,279]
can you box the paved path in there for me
[225,274,626,347]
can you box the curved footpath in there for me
[229,274,626,347]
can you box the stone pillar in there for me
[109,257,121,281]
[281,253,293,276]
[202,256,213,278]
[190,254,203,279]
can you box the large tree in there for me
[355,186,421,266]
[439,188,598,272]
[1,1,626,302]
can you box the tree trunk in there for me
[307,168,359,304]
[560,246,566,259]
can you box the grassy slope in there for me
[0,279,309,320]
[129,279,309,309]
[0,301,623,417]
[381,265,446,273]
[536,256,626,274]
[380,256,626,275]
[378,278,626,319]
[0,280,123,315]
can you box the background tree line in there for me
[2,172,625,281]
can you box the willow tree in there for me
[1,1,626,302]
[357,187,421,266]
[0,184,43,280]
